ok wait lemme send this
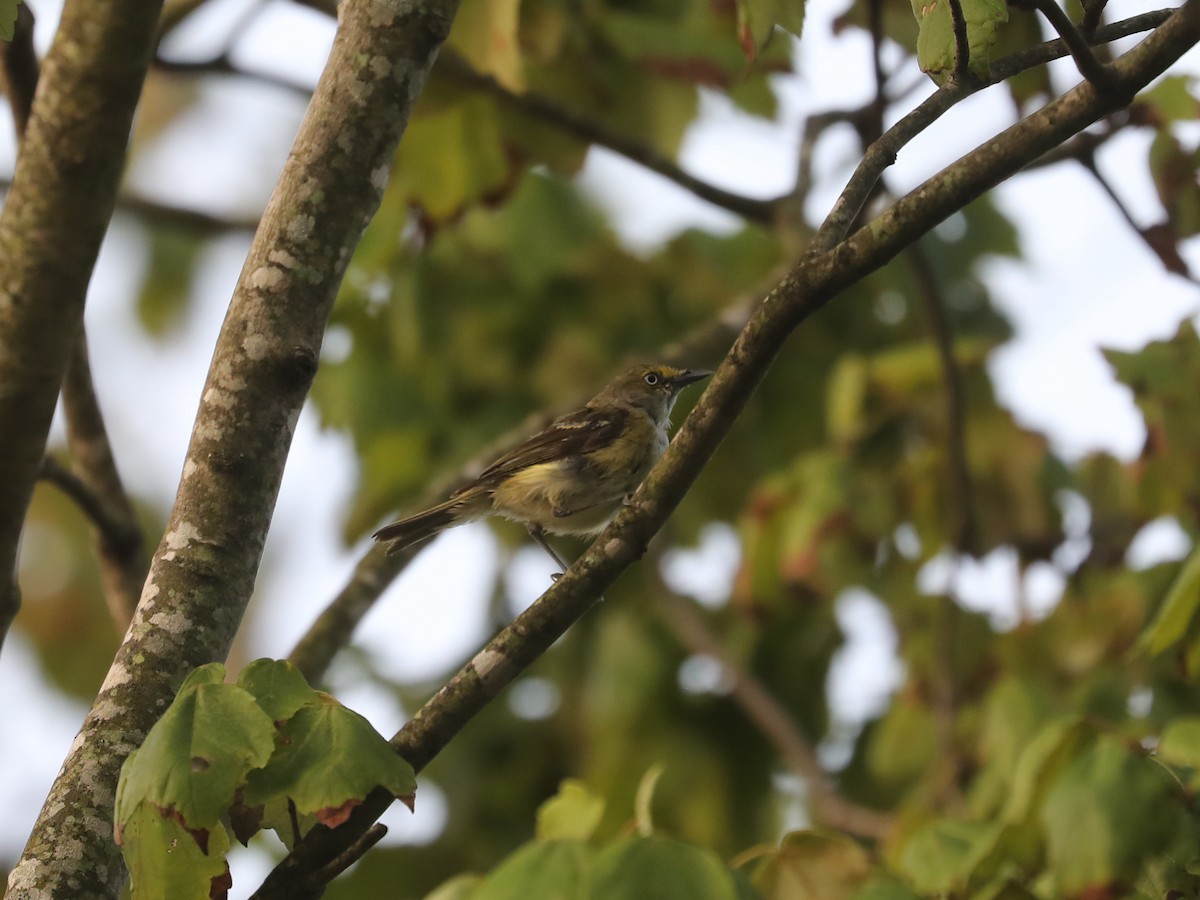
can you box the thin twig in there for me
[811,8,1173,253]
[903,241,977,552]
[1031,0,1118,88]
[437,54,780,225]
[1082,0,1108,38]
[1074,148,1200,282]
[60,338,147,624]
[656,589,892,840]
[946,0,973,81]
[1,6,147,628]
[154,53,316,100]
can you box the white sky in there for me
[3,0,1200,889]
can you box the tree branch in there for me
[0,6,148,629]
[1031,0,1118,88]
[904,241,978,551]
[947,0,973,81]
[253,4,1200,890]
[60,338,148,625]
[436,54,780,226]
[812,8,1172,252]
[9,0,461,893]
[0,0,163,659]
[656,588,892,840]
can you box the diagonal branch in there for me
[0,0,164,658]
[286,269,783,686]
[59,338,148,624]
[656,588,892,840]
[253,4,1200,891]
[1,11,148,628]
[9,0,462,894]
[812,8,1172,252]
[1031,0,1118,88]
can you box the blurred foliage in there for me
[11,0,1200,896]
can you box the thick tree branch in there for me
[9,0,460,894]
[0,0,163,658]
[0,6,148,629]
[254,4,1200,891]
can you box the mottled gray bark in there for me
[0,0,163,656]
[5,0,459,896]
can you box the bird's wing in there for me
[467,406,628,487]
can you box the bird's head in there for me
[599,364,712,424]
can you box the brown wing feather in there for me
[464,406,628,490]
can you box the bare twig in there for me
[812,8,1173,252]
[154,53,316,100]
[1031,0,1118,88]
[437,54,780,226]
[904,242,977,551]
[1,2,146,628]
[657,589,892,839]
[1074,147,1200,282]
[1082,0,1108,38]
[947,0,973,81]
[60,338,147,624]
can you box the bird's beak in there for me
[670,368,712,389]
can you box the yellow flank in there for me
[490,412,666,535]
[373,363,711,560]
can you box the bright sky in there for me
[2,0,1199,888]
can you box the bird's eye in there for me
[644,372,660,386]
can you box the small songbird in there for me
[373,364,711,570]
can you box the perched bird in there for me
[373,364,711,571]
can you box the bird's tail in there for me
[372,491,485,553]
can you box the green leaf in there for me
[536,780,606,842]
[912,0,1008,83]
[1139,545,1200,654]
[634,764,665,837]
[899,820,995,894]
[1159,716,1200,766]
[0,0,19,41]
[850,874,923,900]
[736,0,805,59]
[474,840,592,900]
[115,678,275,831]
[1039,735,1180,894]
[425,874,485,900]
[119,804,232,900]
[753,830,873,899]
[592,835,741,900]
[236,658,316,722]
[448,0,524,91]
[243,693,415,825]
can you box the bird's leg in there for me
[527,524,571,579]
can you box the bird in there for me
[372,364,711,571]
